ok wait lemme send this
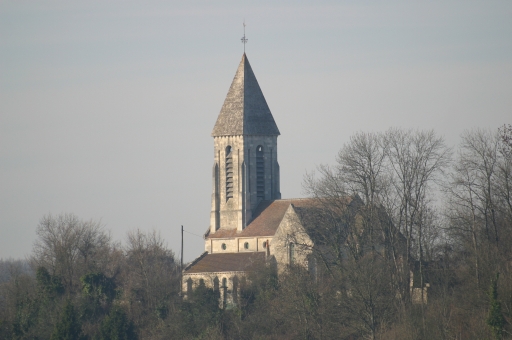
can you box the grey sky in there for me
[1,1,511,262]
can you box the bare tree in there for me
[303,132,390,269]
[446,146,485,288]
[123,229,179,332]
[31,213,111,292]
[301,131,405,338]
[460,129,500,245]
[336,132,396,257]
[446,129,512,290]
[496,128,512,232]
[336,131,388,206]
[499,124,512,153]
[0,259,37,337]
[384,129,451,264]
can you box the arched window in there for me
[232,276,239,304]
[244,242,249,250]
[222,277,228,307]
[256,145,264,199]
[213,277,219,292]
[226,146,233,200]
[289,242,295,265]
[186,278,193,294]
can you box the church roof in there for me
[184,252,265,274]
[206,198,319,239]
[190,197,362,274]
[211,54,280,137]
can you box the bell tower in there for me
[210,54,281,234]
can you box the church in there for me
[182,53,364,306]
[182,53,426,307]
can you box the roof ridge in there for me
[282,198,315,201]
[183,251,208,272]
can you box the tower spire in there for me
[210,52,281,234]
[211,54,280,137]
[241,21,248,53]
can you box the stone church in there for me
[182,53,362,305]
[182,53,427,307]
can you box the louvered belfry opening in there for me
[289,243,295,265]
[226,146,234,200]
[256,145,264,199]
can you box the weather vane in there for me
[241,21,248,53]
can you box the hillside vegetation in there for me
[1,126,511,339]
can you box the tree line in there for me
[0,125,511,339]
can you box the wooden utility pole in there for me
[180,225,184,296]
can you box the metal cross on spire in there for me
[241,21,248,53]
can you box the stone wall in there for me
[182,271,245,308]
[206,237,273,254]
[272,205,313,273]
[210,135,280,234]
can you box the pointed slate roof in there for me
[212,54,280,137]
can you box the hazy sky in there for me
[1,1,511,262]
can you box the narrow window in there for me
[289,242,295,265]
[221,243,227,250]
[232,276,239,305]
[244,242,249,250]
[186,278,193,294]
[248,149,251,191]
[213,277,219,292]
[222,277,228,307]
[256,146,264,199]
[226,146,233,200]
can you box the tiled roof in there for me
[207,198,319,239]
[184,252,266,274]
[211,54,280,137]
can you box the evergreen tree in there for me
[36,267,64,297]
[180,284,221,337]
[487,273,505,340]
[100,306,137,340]
[81,273,116,303]
[51,300,84,340]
